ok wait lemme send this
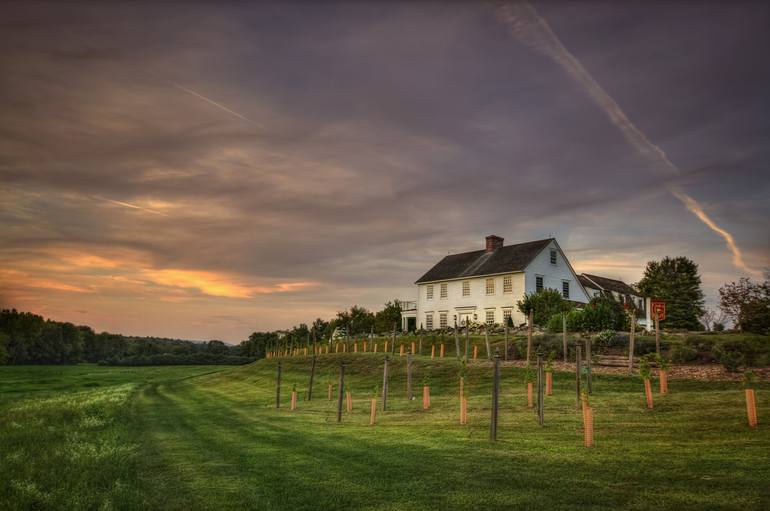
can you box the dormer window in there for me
[550,250,557,265]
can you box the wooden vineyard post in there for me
[391,324,396,355]
[431,345,435,359]
[337,362,346,423]
[563,313,568,363]
[585,338,593,395]
[459,374,466,425]
[384,341,389,353]
[654,316,661,356]
[473,345,478,360]
[440,343,445,359]
[628,313,636,373]
[504,323,509,362]
[370,398,377,425]
[346,389,353,413]
[407,353,414,401]
[412,341,416,355]
[746,389,758,427]
[374,342,378,353]
[327,383,332,401]
[275,361,282,409]
[465,318,470,361]
[575,344,582,410]
[455,323,461,358]
[491,351,500,441]
[484,325,491,361]
[422,385,431,410]
[537,350,544,426]
[291,386,297,411]
[526,309,534,364]
[419,336,423,356]
[307,355,317,401]
[382,355,389,411]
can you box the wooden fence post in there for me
[491,351,500,441]
[562,313,568,363]
[655,316,661,356]
[484,325,491,361]
[504,324,509,361]
[307,355,316,401]
[407,353,413,401]
[455,323,461,358]
[276,361,282,409]
[585,338,593,395]
[628,312,636,373]
[527,310,534,364]
[576,344,582,410]
[537,350,544,426]
[465,318,470,361]
[382,355,389,412]
[370,398,377,425]
[337,362,346,423]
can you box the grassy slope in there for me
[2,358,769,510]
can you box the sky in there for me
[1,1,768,342]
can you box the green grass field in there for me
[1,357,768,510]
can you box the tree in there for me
[0,332,9,364]
[517,289,571,327]
[719,275,770,334]
[637,256,705,330]
[374,300,402,333]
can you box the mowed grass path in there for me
[2,358,769,510]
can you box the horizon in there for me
[2,1,768,342]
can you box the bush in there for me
[715,348,745,372]
[517,290,572,328]
[713,323,725,332]
[595,329,616,348]
[670,344,698,364]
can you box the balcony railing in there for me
[400,300,417,311]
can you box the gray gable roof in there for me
[415,239,553,284]
[579,273,640,297]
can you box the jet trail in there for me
[496,2,760,277]
[170,82,264,128]
[95,196,168,216]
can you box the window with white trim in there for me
[536,275,544,293]
[426,314,433,330]
[485,309,495,326]
[503,308,512,324]
[439,312,447,328]
[440,282,447,299]
[462,280,470,297]
[550,250,557,265]
[426,285,433,300]
[503,275,513,294]
[486,278,495,295]
[562,280,570,299]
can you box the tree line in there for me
[0,309,253,366]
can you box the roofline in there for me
[580,272,643,297]
[415,270,524,285]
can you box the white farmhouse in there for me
[401,235,589,331]
[578,273,653,330]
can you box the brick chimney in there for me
[485,235,504,252]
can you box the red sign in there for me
[651,300,666,321]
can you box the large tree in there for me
[718,274,770,334]
[637,256,705,330]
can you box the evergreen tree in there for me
[637,256,705,330]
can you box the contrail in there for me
[496,2,760,277]
[170,82,264,128]
[94,196,169,216]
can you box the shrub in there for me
[517,290,572,327]
[713,323,725,332]
[670,344,698,364]
[595,329,616,348]
[715,348,744,372]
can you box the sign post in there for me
[651,300,665,355]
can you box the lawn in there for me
[1,357,768,510]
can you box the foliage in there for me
[595,329,617,348]
[523,364,535,383]
[545,352,554,373]
[637,256,706,330]
[374,301,403,334]
[639,354,654,380]
[654,354,670,371]
[101,353,255,366]
[743,370,757,389]
[713,322,725,332]
[670,344,698,364]
[548,296,628,333]
[516,289,572,327]
[0,332,9,364]
[718,276,770,334]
